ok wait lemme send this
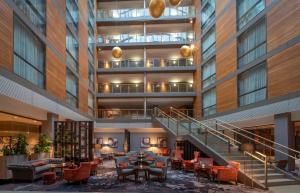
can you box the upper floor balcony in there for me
[97,58,195,73]
[96,6,195,25]
[97,32,194,48]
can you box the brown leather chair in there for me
[63,162,91,183]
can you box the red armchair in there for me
[182,151,200,171]
[63,162,91,183]
[213,161,240,185]
[161,148,169,156]
[171,149,184,169]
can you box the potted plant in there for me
[33,134,52,160]
[12,134,28,155]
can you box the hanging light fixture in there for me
[180,45,192,58]
[112,46,122,58]
[169,0,182,6]
[149,0,166,18]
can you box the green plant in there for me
[33,134,52,154]
[1,145,13,156]
[12,134,28,155]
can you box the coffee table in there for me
[195,163,212,181]
[50,163,69,179]
[134,165,150,182]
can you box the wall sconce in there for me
[116,84,119,88]
[173,83,177,87]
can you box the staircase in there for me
[153,107,300,189]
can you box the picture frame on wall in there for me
[141,137,151,148]
[108,137,118,148]
[157,137,167,148]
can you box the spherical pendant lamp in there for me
[149,0,166,18]
[112,46,122,58]
[169,0,182,6]
[180,45,192,57]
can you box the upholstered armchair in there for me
[194,158,213,174]
[182,151,200,172]
[171,149,184,169]
[213,161,240,185]
[115,156,136,181]
[161,148,170,156]
[148,156,168,182]
[63,162,91,183]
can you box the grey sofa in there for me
[8,158,63,182]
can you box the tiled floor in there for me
[0,160,271,193]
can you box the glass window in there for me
[201,0,215,32]
[239,64,266,106]
[202,88,216,116]
[88,63,95,89]
[66,28,78,72]
[202,27,216,60]
[238,19,266,68]
[13,0,46,33]
[66,0,78,31]
[202,58,216,88]
[237,0,265,29]
[88,29,94,63]
[66,69,78,108]
[88,91,94,115]
[13,17,45,88]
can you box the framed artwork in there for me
[141,137,151,148]
[108,137,118,148]
[157,137,167,148]
[0,136,12,145]
[96,138,103,145]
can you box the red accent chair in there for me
[213,161,240,185]
[171,149,184,169]
[182,151,200,171]
[161,148,170,156]
[63,162,91,183]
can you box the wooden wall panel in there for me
[216,0,230,17]
[46,48,66,100]
[267,0,300,51]
[268,42,300,99]
[216,40,237,80]
[78,0,89,113]
[216,77,237,113]
[216,2,236,49]
[0,1,13,71]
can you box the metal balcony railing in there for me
[97,6,195,19]
[97,109,153,119]
[98,32,194,45]
[98,60,144,69]
[152,82,194,93]
[98,83,144,93]
[147,58,193,67]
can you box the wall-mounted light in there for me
[189,83,193,87]
[116,84,119,88]
[173,83,177,87]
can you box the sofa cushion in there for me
[32,161,47,167]
[119,162,129,169]
[149,168,163,174]
[155,162,165,168]
[35,164,51,173]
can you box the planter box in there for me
[0,155,27,180]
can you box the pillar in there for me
[274,113,295,171]
[41,112,58,140]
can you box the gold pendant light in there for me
[169,0,182,6]
[149,0,166,18]
[180,45,192,58]
[112,46,122,58]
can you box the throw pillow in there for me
[155,162,165,168]
[119,162,129,169]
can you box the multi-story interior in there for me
[0,0,300,190]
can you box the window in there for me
[66,0,78,31]
[202,27,216,61]
[88,28,94,63]
[202,58,216,88]
[201,0,215,32]
[13,0,46,33]
[13,17,45,88]
[202,88,216,116]
[66,28,78,72]
[88,63,95,89]
[66,70,78,108]
[238,19,266,68]
[239,64,266,106]
[237,0,265,29]
[88,92,94,115]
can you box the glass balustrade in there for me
[98,83,144,93]
[97,6,195,19]
[152,82,194,93]
[97,109,153,119]
[98,58,194,69]
[98,32,194,45]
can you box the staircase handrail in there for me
[214,118,300,157]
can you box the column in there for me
[274,113,295,171]
[41,112,58,140]
[144,98,147,118]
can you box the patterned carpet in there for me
[0,161,270,193]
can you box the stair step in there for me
[251,173,285,180]
[259,178,297,186]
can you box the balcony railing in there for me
[152,82,194,92]
[98,32,194,45]
[97,109,153,119]
[98,58,194,69]
[98,83,144,93]
[97,6,195,19]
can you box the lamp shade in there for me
[169,0,182,6]
[149,0,166,18]
[112,46,122,58]
[180,45,192,57]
